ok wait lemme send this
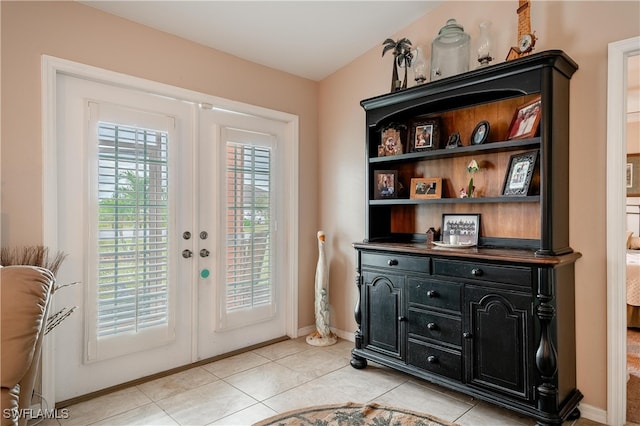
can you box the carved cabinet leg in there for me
[351,252,367,369]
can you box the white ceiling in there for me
[80,1,441,81]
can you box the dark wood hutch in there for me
[351,51,581,425]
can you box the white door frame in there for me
[607,36,640,426]
[41,55,299,405]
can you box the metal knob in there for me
[427,322,437,330]
[427,355,438,364]
[398,316,407,322]
[471,268,483,277]
[463,332,472,339]
[387,259,398,266]
[182,249,193,258]
[200,249,210,258]
[426,290,438,298]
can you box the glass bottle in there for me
[476,20,493,67]
[412,46,427,84]
[430,18,470,81]
[450,226,458,245]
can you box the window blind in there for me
[225,142,272,312]
[97,122,169,337]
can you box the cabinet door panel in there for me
[465,287,532,401]
[362,270,403,359]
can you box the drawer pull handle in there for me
[471,268,483,277]
[398,316,407,322]
[427,322,438,330]
[463,332,472,339]
[387,259,399,266]
[427,355,438,364]
[426,290,438,298]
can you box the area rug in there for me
[253,402,458,426]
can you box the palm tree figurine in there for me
[382,38,413,92]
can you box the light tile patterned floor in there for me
[43,337,605,426]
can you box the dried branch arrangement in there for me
[0,245,67,275]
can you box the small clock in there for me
[518,34,535,53]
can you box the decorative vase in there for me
[477,20,493,67]
[306,231,337,346]
[466,159,480,198]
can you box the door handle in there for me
[182,249,193,259]
[200,249,210,258]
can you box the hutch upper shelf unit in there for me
[352,51,581,426]
[361,50,578,256]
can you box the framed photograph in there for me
[442,213,480,245]
[410,177,442,199]
[470,120,490,145]
[507,96,542,140]
[410,119,440,151]
[502,150,539,196]
[374,170,399,199]
[380,128,403,156]
[628,154,640,196]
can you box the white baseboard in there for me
[579,403,607,424]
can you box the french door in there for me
[51,70,290,402]
[196,108,286,358]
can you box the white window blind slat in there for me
[225,141,273,314]
[96,121,170,338]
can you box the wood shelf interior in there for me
[369,94,542,242]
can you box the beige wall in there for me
[0,1,319,327]
[319,0,640,413]
[630,120,640,154]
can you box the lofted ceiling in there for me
[80,1,442,81]
[76,1,640,113]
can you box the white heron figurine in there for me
[306,230,337,346]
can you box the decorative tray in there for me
[431,241,476,248]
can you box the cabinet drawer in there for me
[407,278,461,312]
[433,259,532,287]
[408,340,462,381]
[361,252,430,274]
[408,309,461,347]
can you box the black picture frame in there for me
[442,213,480,245]
[470,120,490,145]
[373,170,399,199]
[410,118,440,151]
[502,150,538,196]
